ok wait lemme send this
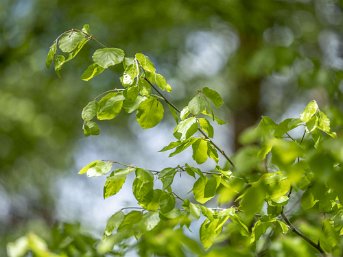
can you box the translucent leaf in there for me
[147,72,172,92]
[275,118,302,138]
[198,118,214,138]
[104,167,135,199]
[180,106,190,120]
[58,30,85,53]
[136,97,164,128]
[81,100,98,121]
[120,64,139,87]
[123,95,146,114]
[192,139,208,164]
[169,137,197,157]
[46,42,57,68]
[7,236,28,257]
[135,53,156,73]
[79,160,112,177]
[54,55,65,73]
[300,100,318,122]
[239,184,265,217]
[193,176,220,204]
[204,175,221,198]
[317,111,331,133]
[118,211,143,232]
[173,117,198,140]
[81,63,104,81]
[159,141,182,152]
[82,120,100,136]
[92,48,125,68]
[188,94,208,115]
[133,169,154,206]
[158,168,178,190]
[202,87,223,108]
[143,212,160,231]
[104,211,124,236]
[82,24,90,34]
[207,143,219,163]
[301,189,318,210]
[159,192,175,213]
[189,202,201,219]
[97,92,125,120]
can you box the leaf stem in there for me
[280,211,326,256]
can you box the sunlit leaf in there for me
[81,100,98,121]
[104,211,125,236]
[158,168,178,190]
[202,87,223,108]
[58,30,85,53]
[82,120,100,136]
[81,63,105,81]
[300,100,318,122]
[93,48,125,68]
[192,138,208,164]
[104,167,135,198]
[135,53,156,73]
[188,94,208,115]
[79,160,112,177]
[136,97,164,128]
[46,42,57,68]
[174,117,198,140]
[97,92,125,120]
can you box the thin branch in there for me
[144,77,235,168]
[280,211,326,256]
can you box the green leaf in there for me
[158,168,178,190]
[159,141,182,152]
[192,139,208,164]
[81,63,105,81]
[250,219,273,243]
[202,87,223,108]
[143,212,160,231]
[189,202,201,219]
[200,217,228,249]
[82,120,100,136]
[193,176,220,204]
[204,175,221,198]
[118,211,143,232]
[300,100,318,122]
[275,118,302,138]
[136,97,164,128]
[46,42,57,68]
[198,118,214,138]
[207,143,219,163]
[7,236,29,257]
[159,192,176,213]
[169,137,197,157]
[121,64,139,87]
[301,189,318,210]
[82,24,90,34]
[174,117,198,140]
[92,48,125,68]
[104,211,125,236]
[317,111,332,134]
[188,94,208,115]
[133,169,154,206]
[79,160,112,177]
[104,167,135,199]
[123,95,147,114]
[147,72,172,92]
[81,100,98,121]
[54,55,65,73]
[135,53,156,73]
[180,106,190,120]
[239,184,265,217]
[97,92,125,120]
[58,30,85,53]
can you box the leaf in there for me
[79,160,112,177]
[81,63,105,81]
[198,118,214,138]
[7,236,29,257]
[193,176,220,204]
[82,24,90,34]
[81,100,98,121]
[54,55,65,73]
[146,72,172,92]
[103,167,135,199]
[120,64,139,87]
[82,120,100,136]
[239,184,265,217]
[104,211,125,236]
[46,42,57,68]
[58,30,85,53]
[207,143,219,163]
[169,137,197,157]
[204,175,220,198]
[301,189,318,210]
[123,95,147,114]
[118,211,143,232]
[188,94,208,115]
[133,169,154,206]
[189,202,201,219]
[136,97,164,128]
[192,139,208,164]
[92,48,125,68]
[159,192,175,213]
[158,168,178,190]
[275,118,302,138]
[300,100,318,122]
[174,117,198,140]
[180,106,190,120]
[202,87,223,108]
[143,212,160,231]
[97,92,125,120]
[159,141,182,152]
[317,111,332,134]
[135,53,156,73]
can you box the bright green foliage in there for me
[92,48,125,68]
[10,25,343,257]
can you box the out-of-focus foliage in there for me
[1,0,343,256]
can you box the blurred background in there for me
[1,0,343,255]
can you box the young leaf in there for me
[81,100,98,121]
[300,100,318,122]
[104,211,125,236]
[58,30,85,53]
[188,94,208,115]
[136,97,164,128]
[193,176,220,204]
[104,167,135,199]
[143,212,160,231]
[169,137,198,157]
[46,42,57,68]
[239,184,265,217]
[81,63,105,81]
[79,160,112,177]
[118,211,143,232]
[192,139,208,164]
[159,192,176,213]
[198,118,214,138]
[92,48,125,68]
[146,72,172,92]
[123,95,147,114]
[133,169,154,206]
[54,55,66,73]
[173,117,198,141]
[82,24,90,34]
[158,168,178,190]
[83,120,100,136]
[202,87,223,108]
[97,92,125,120]
[120,64,139,87]
[274,118,302,138]
[135,53,156,73]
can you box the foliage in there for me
[9,25,343,257]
